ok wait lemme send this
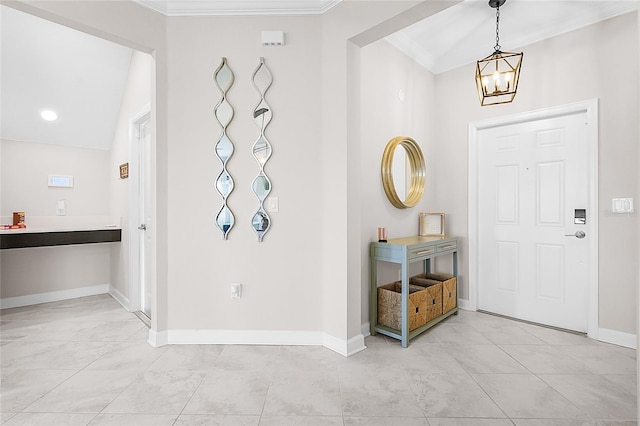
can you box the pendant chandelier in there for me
[475,0,523,106]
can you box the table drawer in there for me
[437,241,457,253]
[408,246,437,260]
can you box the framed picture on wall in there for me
[419,212,445,236]
[119,163,129,179]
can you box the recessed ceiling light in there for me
[41,110,58,121]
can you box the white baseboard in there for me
[323,332,366,357]
[457,299,473,311]
[148,329,168,347]
[438,301,635,349]
[361,322,371,338]
[0,284,109,309]
[144,328,367,357]
[597,327,637,349]
[108,286,130,311]
[167,329,324,346]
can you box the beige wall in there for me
[164,14,325,331]
[433,12,638,334]
[359,39,437,325]
[1,245,111,299]
[326,0,458,344]
[0,140,110,217]
[0,140,111,298]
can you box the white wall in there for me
[0,139,111,299]
[109,50,153,305]
[359,39,437,326]
[433,12,638,334]
[164,15,325,332]
[0,140,110,217]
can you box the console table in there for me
[370,235,458,347]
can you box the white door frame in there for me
[468,99,599,339]
[129,105,151,316]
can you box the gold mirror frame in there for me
[381,136,426,209]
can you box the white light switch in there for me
[57,199,66,216]
[612,198,634,213]
[231,283,242,299]
[268,197,279,212]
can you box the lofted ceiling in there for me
[386,0,639,74]
[0,5,133,150]
[1,1,638,151]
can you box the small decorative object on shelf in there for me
[419,212,445,236]
[3,224,26,230]
[13,211,25,226]
[377,227,388,243]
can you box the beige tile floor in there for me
[1,294,636,425]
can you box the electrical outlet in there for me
[231,283,242,299]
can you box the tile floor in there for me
[1,294,637,426]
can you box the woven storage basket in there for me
[377,282,429,331]
[410,276,443,322]
[412,273,456,314]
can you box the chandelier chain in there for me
[494,6,501,52]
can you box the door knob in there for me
[564,230,585,239]
[138,224,147,231]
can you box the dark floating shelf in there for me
[1,229,121,250]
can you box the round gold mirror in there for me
[381,136,425,209]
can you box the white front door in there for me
[474,104,596,333]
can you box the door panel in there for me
[139,119,152,319]
[477,112,590,332]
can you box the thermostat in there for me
[48,175,74,188]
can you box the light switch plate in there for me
[57,199,66,216]
[231,283,242,299]
[612,198,634,213]
[268,197,279,212]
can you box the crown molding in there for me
[133,0,341,16]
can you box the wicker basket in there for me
[409,276,443,322]
[377,282,429,331]
[412,273,456,314]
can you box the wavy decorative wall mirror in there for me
[214,57,236,239]
[381,136,426,209]
[250,57,273,242]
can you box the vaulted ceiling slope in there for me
[0,5,132,150]
[385,0,639,74]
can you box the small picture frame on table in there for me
[419,212,445,236]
